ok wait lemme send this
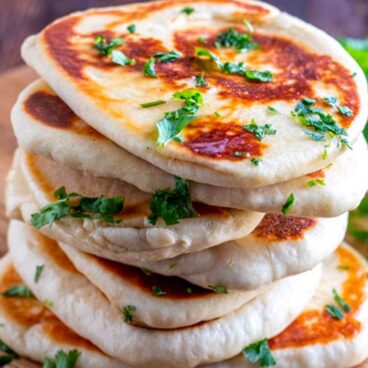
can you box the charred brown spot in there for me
[253,214,316,241]
[24,91,75,129]
[92,257,213,300]
[270,246,365,349]
[307,169,325,179]
[183,120,265,160]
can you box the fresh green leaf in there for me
[195,72,208,87]
[143,57,157,77]
[34,265,45,283]
[208,285,228,294]
[245,70,273,82]
[155,50,181,63]
[111,50,136,66]
[123,305,136,323]
[323,96,338,106]
[0,340,18,358]
[152,286,166,296]
[306,179,325,187]
[197,36,207,44]
[127,24,136,33]
[337,105,353,117]
[140,100,166,108]
[221,61,273,82]
[149,177,197,225]
[214,111,221,117]
[267,106,279,114]
[282,193,295,215]
[333,288,351,312]
[2,285,34,298]
[325,304,344,320]
[195,47,223,69]
[0,355,14,366]
[251,158,262,166]
[181,6,195,15]
[43,350,81,368]
[243,20,254,34]
[233,151,251,158]
[243,119,277,141]
[31,187,124,229]
[94,36,123,56]
[242,339,276,367]
[216,27,259,52]
[44,299,54,308]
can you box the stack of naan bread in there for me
[2,0,368,367]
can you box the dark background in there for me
[0,0,367,73]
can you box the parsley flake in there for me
[181,6,195,15]
[234,151,251,158]
[155,50,181,63]
[34,265,45,283]
[44,299,54,308]
[208,285,228,294]
[267,106,279,114]
[140,100,166,108]
[94,36,123,56]
[243,119,277,141]
[152,286,166,297]
[0,340,18,365]
[251,158,262,166]
[216,27,259,53]
[306,179,325,187]
[282,193,295,215]
[186,287,193,294]
[325,304,344,320]
[197,36,207,44]
[43,349,80,368]
[195,72,208,87]
[338,105,353,117]
[143,57,157,77]
[123,305,136,323]
[333,288,351,312]
[31,187,124,229]
[2,285,34,298]
[242,339,276,367]
[112,50,136,66]
[156,89,203,146]
[149,177,197,226]
[127,24,136,33]
[141,268,152,276]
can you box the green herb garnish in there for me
[94,36,123,56]
[143,57,157,77]
[156,89,203,146]
[149,177,197,226]
[195,72,208,87]
[127,24,136,34]
[251,158,262,166]
[181,6,195,15]
[2,285,34,298]
[267,106,279,114]
[155,50,181,63]
[234,151,251,158]
[186,287,193,294]
[197,36,207,44]
[325,304,344,320]
[34,265,44,283]
[31,187,124,229]
[0,340,18,366]
[152,286,166,297]
[333,288,351,312]
[43,349,80,368]
[44,299,54,308]
[282,193,295,215]
[140,100,166,108]
[216,27,259,52]
[306,179,325,187]
[208,285,228,294]
[242,339,276,367]
[111,50,136,66]
[337,265,350,271]
[141,268,152,276]
[123,305,136,323]
[243,119,277,141]
[222,61,273,82]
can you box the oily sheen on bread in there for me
[20,0,368,189]
[12,79,368,217]
[8,220,321,368]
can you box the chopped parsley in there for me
[152,286,166,296]
[94,36,123,56]
[186,287,193,294]
[140,100,166,108]
[31,186,124,229]
[127,24,136,34]
[195,72,208,87]
[123,305,136,323]
[34,265,45,283]
[143,57,157,77]
[156,89,203,146]
[234,151,251,158]
[333,288,351,312]
[141,268,152,276]
[216,27,259,53]
[208,285,228,294]
[325,304,344,320]
[214,111,221,117]
[251,158,262,166]
[292,98,351,147]
[111,50,136,66]
[148,177,197,226]
[181,6,195,15]
[44,299,54,308]
[306,179,325,187]
[242,339,276,367]
[195,47,223,68]
[282,193,295,215]
[243,119,277,141]
[43,349,80,368]
[323,96,353,117]
[244,20,254,34]
[0,340,18,365]
[155,50,182,63]
[2,285,34,298]
[267,106,279,114]
[197,36,207,44]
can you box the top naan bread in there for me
[21,0,368,188]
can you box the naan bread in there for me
[0,255,125,368]
[21,0,367,188]
[6,150,263,262]
[12,79,368,217]
[8,220,321,368]
[125,213,348,291]
[210,244,368,368]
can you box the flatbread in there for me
[124,213,348,291]
[8,220,321,368]
[12,79,368,217]
[21,0,367,188]
[6,149,263,262]
[0,254,126,368]
[209,243,368,368]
